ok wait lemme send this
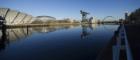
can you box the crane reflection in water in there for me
[81,24,99,39]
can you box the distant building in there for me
[35,16,56,21]
[125,11,129,20]
[89,17,93,24]
[63,18,77,23]
[88,16,98,24]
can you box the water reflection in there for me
[81,24,90,39]
[0,25,80,49]
[81,24,99,39]
[0,24,119,60]
[21,26,74,38]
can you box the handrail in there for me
[113,24,133,60]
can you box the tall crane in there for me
[80,10,89,23]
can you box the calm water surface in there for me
[0,24,118,60]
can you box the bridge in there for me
[80,10,120,24]
[99,16,120,24]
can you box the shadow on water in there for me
[0,16,9,52]
[0,25,9,52]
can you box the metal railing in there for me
[113,24,133,60]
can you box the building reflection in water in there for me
[81,24,99,39]
[0,25,80,52]
[89,24,98,30]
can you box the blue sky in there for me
[0,0,140,20]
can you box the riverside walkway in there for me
[97,24,140,60]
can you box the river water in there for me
[0,24,118,60]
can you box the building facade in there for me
[0,8,34,25]
[35,16,56,21]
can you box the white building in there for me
[91,16,98,24]
[88,16,98,24]
[35,16,56,22]
[0,8,33,25]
